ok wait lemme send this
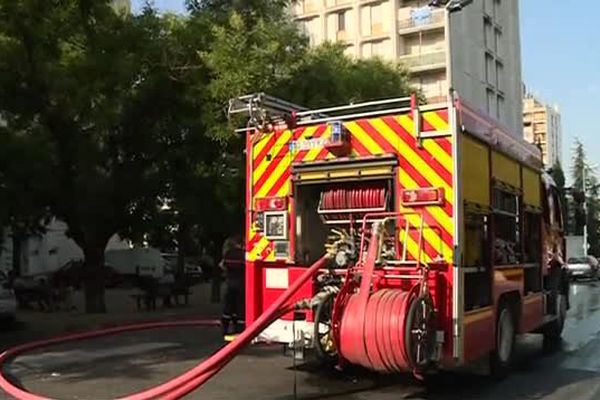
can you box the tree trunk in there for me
[11,231,23,276]
[83,244,107,313]
[176,221,188,278]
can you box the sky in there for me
[131,0,599,174]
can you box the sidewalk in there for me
[1,283,223,350]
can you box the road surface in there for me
[3,281,600,399]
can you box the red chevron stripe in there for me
[421,115,436,132]
[314,146,330,161]
[405,226,444,261]
[383,117,453,188]
[414,111,450,135]
[437,137,452,156]
[253,140,291,196]
[400,155,453,223]
[292,125,328,164]
[266,170,291,197]
[247,233,261,252]
[356,119,396,154]
[351,133,371,156]
[260,242,273,260]
[253,132,278,165]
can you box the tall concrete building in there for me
[523,93,562,167]
[292,0,523,137]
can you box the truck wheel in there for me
[490,302,516,378]
[543,293,567,352]
[314,292,337,364]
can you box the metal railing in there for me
[397,9,444,31]
[398,51,446,69]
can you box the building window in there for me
[497,94,504,120]
[338,11,346,32]
[495,60,503,90]
[486,88,495,115]
[494,28,502,54]
[362,2,384,36]
[484,19,493,50]
[485,53,494,85]
[493,188,520,265]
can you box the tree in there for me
[0,1,202,312]
[0,0,417,313]
[571,139,587,236]
[587,174,600,256]
[570,138,600,255]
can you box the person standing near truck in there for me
[220,235,245,341]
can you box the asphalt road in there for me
[3,281,600,400]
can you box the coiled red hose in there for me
[338,220,416,373]
[0,255,330,400]
[322,187,385,211]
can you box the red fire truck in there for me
[228,92,567,376]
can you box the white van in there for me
[105,248,166,278]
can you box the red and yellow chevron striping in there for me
[247,110,454,263]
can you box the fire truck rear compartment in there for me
[294,178,393,265]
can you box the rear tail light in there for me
[255,197,288,212]
[401,188,444,206]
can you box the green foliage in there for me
[283,43,414,108]
[0,0,416,312]
[570,138,600,256]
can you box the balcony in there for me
[398,9,445,34]
[398,51,446,72]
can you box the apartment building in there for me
[292,0,524,137]
[523,94,562,167]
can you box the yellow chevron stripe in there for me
[256,152,291,198]
[250,237,271,261]
[422,111,450,132]
[400,172,454,241]
[346,121,384,155]
[265,127,333,198]
[303,126,332,161]
[401,210,453,262]
[252,133,271,161]
[395,117,453,205]
[394,115,453,173]
[253,130,293,185]
[255,126,321,197]
[425,140,453,173]
[265,250,276,262]
[401,230,431,263]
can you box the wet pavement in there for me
[3,281,600,399]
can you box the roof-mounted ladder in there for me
[228,93,420,133]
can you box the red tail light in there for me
[255,197,288,212]
[401,188,444,206]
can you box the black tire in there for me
[405,295,436,372]
[313,293,337,364]
[543,292,567,352]
[490,301,516,379]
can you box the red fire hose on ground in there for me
[0,255,331,400]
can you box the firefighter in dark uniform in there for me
[220,235,245,341]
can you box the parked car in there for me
[566,256,599,281]
[0,271,17,323]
